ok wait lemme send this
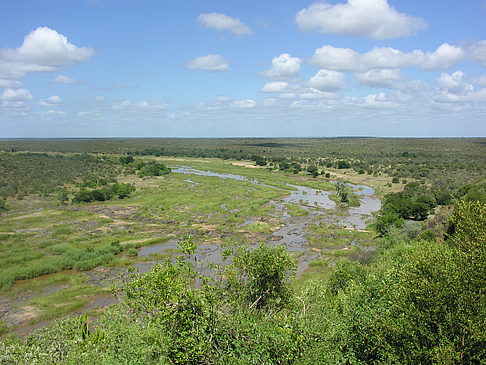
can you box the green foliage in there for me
[0,152,119,199]
[119,155,134,164]
[231,243,296,309]
[0,199,8,211]
[137,161,171,177]
[121,260,215,363]
[111,182,135,199]
[72,183,135,203]
[375,209,404,235]
[337,160,351,169]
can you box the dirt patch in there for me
[6,306,42,325]
[231,161,260,168]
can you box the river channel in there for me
[135,166,381,276]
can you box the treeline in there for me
[0,153,120,199]
[2,199,485,363]
[0,152,171,202]
[1,138,485,191]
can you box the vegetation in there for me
[0,138,485,363]
[1,199,485,363]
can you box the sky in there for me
[1,0,486,138]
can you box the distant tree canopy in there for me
[137,162,171,178]
[72,183,135,203]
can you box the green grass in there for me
[286,203,309,217]
[27,285,107,321]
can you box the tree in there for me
[230,243,296,309]
[111,183,135,199]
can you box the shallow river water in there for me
[137,166,381,276]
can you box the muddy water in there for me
[144,166,383,276]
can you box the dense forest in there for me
[0,138,485,364]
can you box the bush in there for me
[337,160,350,169]
[138,162,171,177]
[230,243,296,309]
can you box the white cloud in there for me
[186,54,230,72]
[433,89,486,104]
[308,70,346,91]
[0,79,22,89]
[434,71,486,104]
[465,40,486,68]
[474,75,486,87]
[299,88,341,100]
[278,93,296,99]
[437,71,473,94]
[347,92,398,108]
[260,81,289,93]
[112,100,169,112]
[53,75,76,84]
[44,110,66,116]
[135,101,169,110]
[39,95,63,107]
[260,53,301,80]
[76,111,91,117]
[1,88,32,101]
[112,100,131,110]
[0,27,94,80]
[310,43,464,72]
[198,13,253,36]
[296,0,426,39]
[355,68,402,88]
[309,45,361,72]
[94,96,105,103]
[361,47,421,69]
[231,99,256,108]
[420,43,464,71]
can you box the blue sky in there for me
[1,0,486,137]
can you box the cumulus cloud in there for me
[198,12,253,35]
[39,95,63,107]
[474,75,486,87]
[434,71,486,104]
[0,27,94,80]
[299,88,341,100]
[345,92,397,108]
[433,89,486,104]
[260,81,289,93]
[0,79,22,89]
[296,0,426,39]
[465,40,486,68]
[112,100,131,110]
[186,54,230,72]
[259,53,301,80]
[354,68,402,88]
[437,71,473,94]
[309,46,361,72]
[53,75,76,84]
[419,43,464,71]
[308,70,346,91]
[135,101,169,110]
[1,88,31,100]
[44,110,66,116]
[231,99,256,108]
[112,100,169,112]
[310,43,464,72]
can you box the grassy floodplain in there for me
[0,138,485,364]
[0,152,356,333]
